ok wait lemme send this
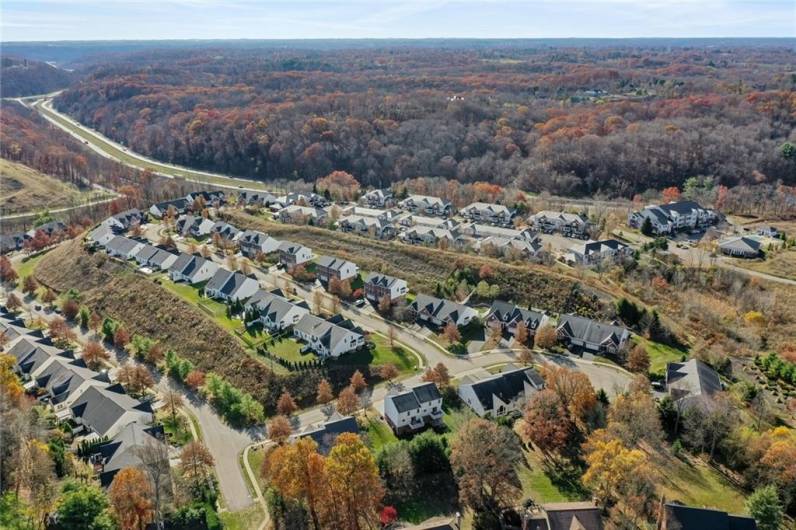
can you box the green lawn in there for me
[362,410,398,452]
[218,504,265,530]
[245,446,268,493]
[517,450,589,504]
[15,251,49,281]
[158,276,245,335]
[634,336,688,375]
[325,335,420,376]
[269,336,316,363]
[158,411,193,447]
[656,453,748,514]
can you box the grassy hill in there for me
[33,239,320,413]
[0,158,95,216]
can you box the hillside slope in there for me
[0,158,90,216]
[0,56,74,97]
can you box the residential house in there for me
[131,244,159,266]
[363,273,408,303]
[292,413,359,453]
[34,357,111,416]
[147,248,178,271]
[485,301,549,339]
[93,422,166,487]
[315,255,359,283]
[238,230,280,258]
[103,209,144,233]
[186,190,226,207]
[657,502,757,530]
[458,365,544,417]
[556,314,630,355]
[401,226,460,248]
[718,236,762,259]
[104,236,145,260]
[525,501,603,530]
[70,384,154,439]
[398,195,453,217]
[384,382,443,434]
[628,201,716,235]
[293,313,365,357]
[338,214,396,239]
[665,359,722,411]
[27,220,67,239]
[238,190,277,207]
[277,241,312,268]
[408,294,477,328]
[0,233,28,254]
[529,211,590,238]
[87,224,116,247]
[204,269,259,302]
[757,226,780,238]
[168,253,220,284]
[362,189,393,208]
[7,336,74,383]
[475,235,543,259]
[149,197,190,219]
[278,205,327,225]
[459,223,532,241]
[275,192,328,209]
[395,214,458,231]
[460,202,515,226]
[176,214,215,238]
[245,289,309,331]
[566,239,633,266]
[210,221,240,242]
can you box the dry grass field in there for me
[0,158,92,215]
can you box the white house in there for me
[361,189,393,208]
[204,269,259,302]
[458,365,544,417]
[383,382,443,434]
[168,253,220,284]
[104,236,145,260]
[628,200,716,235]
[277,241,313,268]
[398,195,452,217]
[566,239,633,266]
[460,202,515,226]
[529,211,590,238]
[292,314,364,358]
[363,273,408,302]
[149,198,190,219]
[176,214,215,238]
[245,289,309,331]
[238,230,280,258]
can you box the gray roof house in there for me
[458,365,544,418]
[176,214,215,238]
[665,359,722,411]
[628,200,716,235]
[556,314,630,355]
[70,384,154,439]
[34,357,110,412]
[398,195,452,217]
[168,253,220,284]
[211,221,241,241]
[94,422,167,487]
[566,239,633,266]
[408,294,478,328]
[88,224,117,247]
[485,301,549,338]
[383,382,443,434]
[245,289,310,331]
[361,188,393,208]
[526,501,603,530]
[103,209,144,233]
[293,313,365,358]
[204,269,259,302]
[239,229,280,258]
[529,211,590,238]
[657,502,757,530]
[315,255,359,283]
[460,202,515,226]
[718,236,761,259]
[147,248,178,271]
[104,236,145,260]
[293,413,359,453]
[238,191,277,206]
[475,235,543,259]
[277,241,313,268]
[363,272,408,302]
[149,197,190,219]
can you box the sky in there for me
[1,0,794,41]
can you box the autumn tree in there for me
[41,287,57,306]
[316,378,333,405]
[336,385,359,415]
[514,321,529,346]
[89,311,103,335]
[185,370,206,390]
[263,437,328,529]
[534,324,558,349]
[116,363,154,397]
[350,370,367,393]
[267,415,293,444]
[163,390,183,426]
[422,362,451,388]
[114,327,131,348]
[521,389,572,455]
[324,433,384,529]
[607,383,664,448]
[82,340,110,369]
[180,441,214,486]
[378,363,399,383]
[661,186,681,203]
[442,322,461,344]
[17,438,57,528]
[61,298,80,321]
[378,295,392,315]
[316,171,361,201]
[517,347,534,366]
[5,292,22,313]
[627,344,650,373]
[22,275,38,296]
[0,256,18,284]
[277,390,298,416]
[542,365,598,430]
[109,467,154,530]
[135,439,172,528]
[451,418,522,520]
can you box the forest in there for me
[46,42,796,197]
[0,57,74,98]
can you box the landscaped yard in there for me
[268,335,316,363]
[655,452,749,514]
[361,409,398,452]
[517,449,588,504]
[326,334,420,376]
[634,336,687,375]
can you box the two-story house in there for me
[398,195,453,217]
[361,189,394,208]
[566,239,633,266]
[408,294,477,328]
[176,214,215,238]
[245,289,310,331]
[383,382,443,434]
[458,365,544,418]
[315,255,359,283]
[238,229,281,258]
[460,202,515,226]
[556,314,630,355]
[628,200,717,235]
[529,211,591,239]
[277,241,313,268]
[149,197,190,219]
[485,301,549,340]
[363,273,408,303]
[292,314,365,357]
